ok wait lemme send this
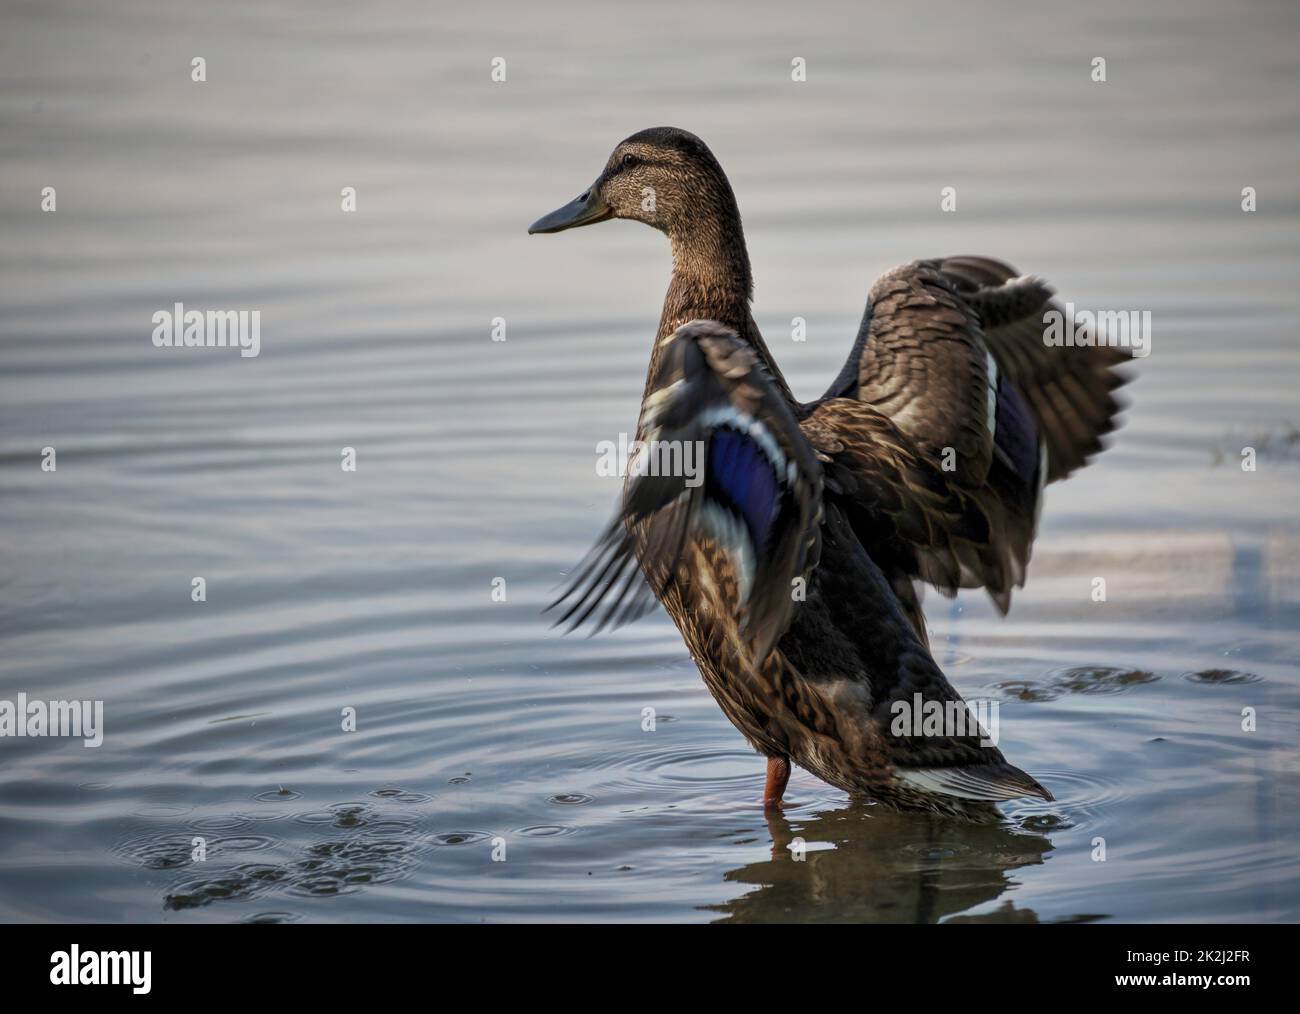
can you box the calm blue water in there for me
[1,0,1298,922]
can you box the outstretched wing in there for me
[817,256,1130,610]
[549,320,823,663]
[928,255,1130,483]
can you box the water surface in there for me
[2,0,1299,922]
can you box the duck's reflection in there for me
[707,802,1057,923]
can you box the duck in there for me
[529,127,1129,818]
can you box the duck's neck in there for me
[666,215,753,311]
[646,218,794,406]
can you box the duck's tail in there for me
[896,761,1054,804]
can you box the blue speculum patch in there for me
[708,427,780,550]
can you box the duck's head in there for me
[528,127,738,241]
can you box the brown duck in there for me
[530,127,1129,818]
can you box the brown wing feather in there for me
[800,400,1025,613]
[926,255,1132,483]
[848,263,995,489]
[816,256,1131,612]
[549,320,823,665]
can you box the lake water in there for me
[2,0,1299,922]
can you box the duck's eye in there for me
[621,153,639,170]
